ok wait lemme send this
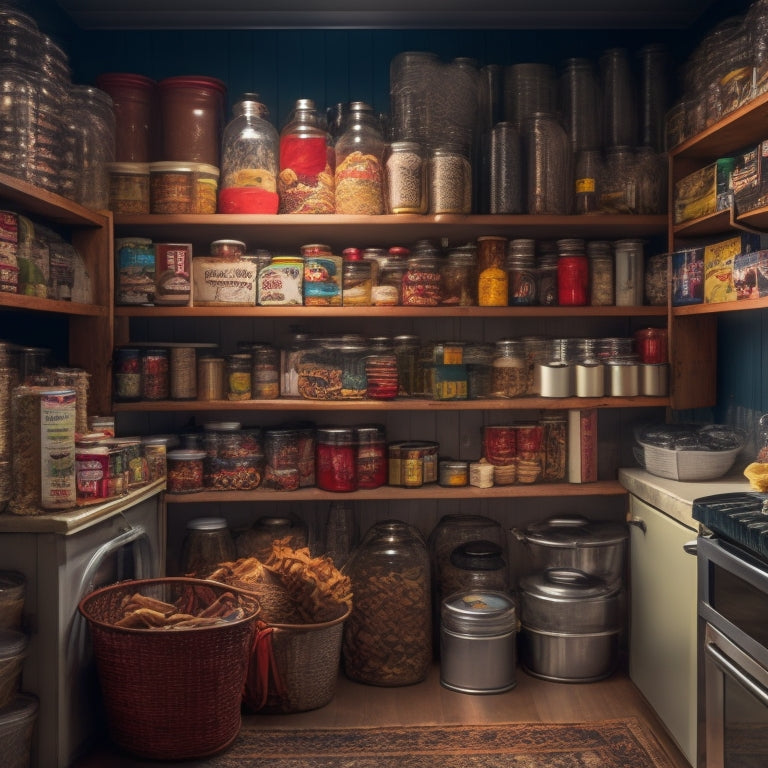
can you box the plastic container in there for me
[0,693,39,768]
[107,162,150,214]
[0,630,27,709]
[166,449,206,493]
[0,572,25,631]
[150,161,219,214]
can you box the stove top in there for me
[693,492,768,562]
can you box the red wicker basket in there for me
[78,577,260,760]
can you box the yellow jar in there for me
[478,266,508,306]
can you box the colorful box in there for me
[704,234,768,304]
[671,247,705,306]
[733,249,768,300]
[674,157,736,224]
[731,141,768,215]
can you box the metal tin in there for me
[639,362,669,396]
[439,460,469,487]
[388,440,439,487]
[575,360,605,397]
[605,359,639,396]
[440,590,518,694]
[538,361,572,397]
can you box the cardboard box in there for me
[192,256,258,306]
[704,234,768,304]
[733,249,768,300]
[674,157,736,224]
[671,247,705,306]
[731,141,768,215]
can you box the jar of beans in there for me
[491,340,528,398]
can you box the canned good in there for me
[113,347,142,402]
[226,353,252,401]
[258,256,304,306]
[197,356,225,400]
[439,460,469,487]
[483,426,516,466]
[356,424,387,489]
[107,162,150,214]
[388,440,439,487]
[316,427,357,492]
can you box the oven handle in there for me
[706,641,768,707]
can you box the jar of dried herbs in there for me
[342,520,432,686]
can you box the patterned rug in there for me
[182,718,678,767]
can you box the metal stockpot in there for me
[512,515,628,584]
[518,568,622,682]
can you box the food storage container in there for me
[0,630,27,709]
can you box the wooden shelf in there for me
[163,480,627,504]
[0,293,108,317]
[113,395,670,412]
[672,209,732,239]
[672,297,768,316]
[115,304,668,319]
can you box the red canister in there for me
[557,239,589,306]
[316,427,357,492]
[483,425,517,466]
[95,73,157,162]
[355,424,387,489]
[634,327,668,364]
[157,76,226,166]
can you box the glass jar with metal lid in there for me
[141,348,170,401]
[402,254,441,306]
[355,424,387,489]
[491,339,528,398]
[557,238,588,306]
[428,144,471,214]
[225,353,252,400]
[179,516,237,576]
[440,247,476,306]
[385,140,427,214]
[506,239,537,305]
[588,240,614,306]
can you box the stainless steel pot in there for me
[518,568,622,682]
[512,515,628,584]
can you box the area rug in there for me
[188,718,678,767]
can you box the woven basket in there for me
[245,605,350,714]
[78,578,260,761]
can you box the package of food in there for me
[704,234,768,304]
[154,242,192,305]
[674,157,736,225]
[192,256,257,306]
[116,237,155,305]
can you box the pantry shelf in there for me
[112,395,670,412]
[0,293,108,316]
[162,480,627,504]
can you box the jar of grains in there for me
[588,240,614,306]
[491,340,528,398]
[343,520,432,686]
[428,145,472,214]
[334,101,386,215]
[385,141,427,214]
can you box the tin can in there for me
[439,460,469,487]
[197,356,225,400]
[388,440,438,487]
[639,363,669,396]
[166,450,206,494]
[605,359,640,396]
[316,427,357,492]
[356,424,387,489]
[633,327,668,364]
[482,426,516,466]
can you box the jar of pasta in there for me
[491,340,528,398]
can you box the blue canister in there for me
[115,237,155,305]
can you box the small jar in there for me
[402,255,441,306]
[166,449,206,494]
[465,342,494,399]
[439,460,469,487]
[491,340,528,398]
[211,239,247,259]
[316,427,358,492]
[141,348,170,401]
[250,344,280,399]
[557,238,588,306]
[197,356,225,400]
[386,141,427,214]
[634,327,668,364]
[113,346,142,402]
[356,424,387,489]
[365,353,399,400]
[440,248,476,306]
[179,516,236,575]
[588,240,614,306]
[393,334,421,396]
[614,239,645,306]
[478,265,508,306]
[107,162,150,214]
[506,239,537,305]
[226,353,252,401]
[342,258,373,306]
[537,247,559,306]
[429,145,471,214]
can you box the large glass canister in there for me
[522,112,571,215]
[559,58,601,154]
[441,539,510,598]
[179,516,237,576]
[343,520,432,686]
[219,93,279,214]
[278,98,334,214]
[334,101,386,214]
[488,122,523,214]
[95,73,156,163]
[599,146,637,213]
[157,76,226,166]
[600,47,637,149]
[389,51,440,145]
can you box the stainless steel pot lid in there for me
[441,590,517,635]
[519,568,620,601]
[521,515,628,547]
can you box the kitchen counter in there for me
[618,467,751,529]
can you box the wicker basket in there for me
[78,578,260,761]
[245,605,350,714]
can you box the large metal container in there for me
[518,568,621,683]
[512,515,628,584]
[440,590,517,694]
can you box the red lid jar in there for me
[157,76,226,166]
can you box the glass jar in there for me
[614,239,645,306]
[107,162,150,214]
[506,239,537,305]
[141,348,170,401]
[574,149,603,214]
[355,424,387,489]
[557,238,588,306]
[488,121,523,214]
[179,517,237,576]
[540,413,568,481]
[478,265,508,307]
[645,252,668,306]
[226,353,252,401]
[599,146,637,213]
[157,76,226,167]
[634,327,668,364]
[464,342,493,399]
[334,101,386,215]
[402,255,441,306]
[491,339,528,398]
[166,449,206,495]
[365,353,399,400]
[428,145,472,214]
[438,460,469,487]
[197,356,225,400]
[278,98,334,214]
[440,248,476,306]
[537,244,559,306]
[393,334,421,396]
[635,145,667,215]
[219,93,279,214]
[239,514,308,560]
[385,141,427,214]
[560,58,601,154]
[342,256,374,306]
[169,346,197,400]
[113,346,142,402]
[523,111,571,214]
[343,520,432,686]
[600,47,637,148]
[316,426,357,492]
[441,540,509,596]
[95,72,156,163]
[588,240,615,306]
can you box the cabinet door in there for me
[628,496,697,766]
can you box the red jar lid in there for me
[96,72,156,90]
[158,75,227,96]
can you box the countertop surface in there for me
[618,467,752,531]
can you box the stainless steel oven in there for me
[694,493,768,768]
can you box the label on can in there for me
[154,242,192,305]
[258,259,303,306]
[40,389,77,508]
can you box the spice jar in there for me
[402,255,441,306]
[342,251,374,306]
[355,424,387,489]
[343,520,432,686]
[588,240,614,306]
[226,353,252,401]
[385,141,426,214]
[439,460,469,487]
[335,102,386,214]
[166,449,206,494]
[557,238,588,306]
[316,427,358,492]
[506,239,537,305]
[428,145,472,214]
[141,348,169,401]
[219,93,279,214]
[278,98,334,214]
[179,517,236,575]
[491,340,528,398]
[440,247,476,306]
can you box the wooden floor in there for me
[73,661,692,767]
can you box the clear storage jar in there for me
[428,145,472,214]
[440,248,476,306]
[179,516,237,575]
[219,93,279,214]
[402,255,441,306]
[343,520,432,686]
[523,112,571,214]
[491,339,528,398]
[385,141,427,214]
